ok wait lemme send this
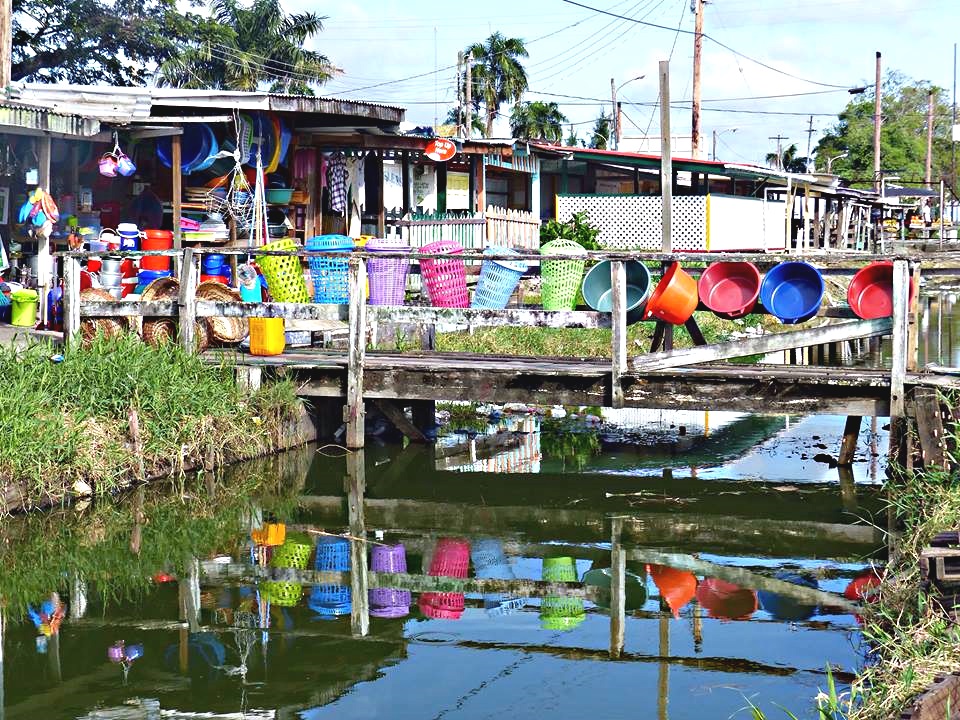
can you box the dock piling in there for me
[345,257,367,449]
[611,261,627,409]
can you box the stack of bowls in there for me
[99,256,124,299]
[200,254,230,284]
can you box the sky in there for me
[281,0,958,168]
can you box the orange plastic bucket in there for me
[140,230,172,271]
[644,262,699,324]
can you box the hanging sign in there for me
[425,138,456,162]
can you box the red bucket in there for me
[847,261,914,319]
[698,262,761,319]
[140,230,173,272]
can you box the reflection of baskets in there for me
[314,536,351,572]
[305,235,353,304]
[261,581,302,607]
[308,584,352,616]
[419,592,465,620]
[429,538,470,578]
[540,239,587,311]
[255,238,310,302]
[540,595,586,631]
[251,522,286,547]
[196,281,247,344]
[420,240,468,308]
[271,532,313,570]
[369,542,410,617]
[366,237,410,306]
[542,556,577,582]
[471,246,527,310]
[472,538,523,615]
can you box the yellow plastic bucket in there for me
[249,317,285,356]
[10,289,39,327]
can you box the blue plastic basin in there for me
[759,261,824,324]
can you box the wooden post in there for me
[0,0,11,91]
[611,260,627,409]
[907,262,922,371]
[346,450,370,637]
[37,136,52,327]
[838,415,862,466]
[178,247,197,353]
[915,388,948,471]
[172,134,183,249]
[436,162,448,214]
[304,148,318,239]
[609,517,626,659]
[345,257,367,449]
[659,60,673,253]
[889,259,909,467]
[376,151,386,237]
[62,254,81,347]
[401,151,411,214]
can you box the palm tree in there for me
[565,125,580,147]
[765,143,810,173]
[445,106,485,138]
[589,112,611,149]
[465,32,529,137]
[160,0,335,94]
[510,101,568,142]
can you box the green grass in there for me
[0,334,303,511]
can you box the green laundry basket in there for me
[540,239,587,311]
[255,238,310,303]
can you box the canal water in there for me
[0,403,886,720]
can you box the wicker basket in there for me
[196,281,247,344]
[79,287,130,345]
[138,277,209,352]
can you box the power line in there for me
[560,0,854,89]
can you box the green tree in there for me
[565,125,580,147]
[11,0,207,84]
[509,101,568,142]
[765,143,810,173]
[589,112,611,149]
[465,32,529,137]
[814,72,953,189]
[160,0,334,93]
[445,106,485,138]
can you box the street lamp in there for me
[611,74,646,150]
[711,127,737,161]
[826,151,848,174]
[880,174,900,200]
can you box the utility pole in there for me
[456,51,464,136]
[873,51,882,192]
[0,0,11,90]
[610,78,618,150]
[465,54,472,139]
[768,134,787,169]
[616,101,623,148]
[925,89,934,187]
[805,115,815,170]
[691,0,704,158]
[660,60,672,252]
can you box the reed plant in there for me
[0,335,302,512]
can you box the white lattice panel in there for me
[556,195,707,250]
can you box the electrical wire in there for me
[645,0,687,136]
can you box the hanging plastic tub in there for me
[366,237,410,306]
[471,246,528,309]
[369,543,411,617]
[305,234,353,304]
[698,262,761,319]
[847,260,903,319]
[757,571,819,622]
[261,581,302,608]
[580,260,652,325]
[644,262,699,325]
[255,238,310,303]
[471,538,524,616]
[308,583,352,617]
[540,595,586,631]
[695,578,758,620]
[10,289,39,327]
[420,240,469,308]
[760,261,824,324]
[542,556,577,583]
[540,238,587,311]
[157,124,213,174]
[419,592,465,620]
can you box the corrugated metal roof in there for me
[6,84,404,125]
[0,101,101,137]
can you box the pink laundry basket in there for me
[420,240,468,308]
[366,237,410,305]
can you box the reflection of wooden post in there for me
[69,572,87,620]
[838,415,862,466]
[346,450,370,637]
[657,613,670,720]
[611,261,627,410]
[48,631,62,683]
[609,517,625,659]
[838,465,858,513]
[692,598,702,651]
[345,257,367,449]
[179,557,200,633]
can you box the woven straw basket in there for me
[79,287,130,345]
[195,281,247,344]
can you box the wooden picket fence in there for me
[486,205,541,250]
[391,206,541,251]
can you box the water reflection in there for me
[0,442,883,720]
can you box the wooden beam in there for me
[376,150,386,237]
[630,319,892,373]
[345,257,366,449]
[178,247,197,353]
[401,151,411,213]
[610,260,627,409]
[372,399,427,442]
[369,306,609,329]
[907,262,922,371]
[889,259,909,466]
[62,255,81,347]
[659,60,672,253]
[914,388,947,471]
[172,135,182,250]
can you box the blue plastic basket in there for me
[315,536,351,572]
[759,261,824,324]
[306,235,354,304]
[471,246,527,310]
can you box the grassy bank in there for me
[0,335,304,513]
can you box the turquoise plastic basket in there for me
[306,235,354,304]
[471,246,527,309]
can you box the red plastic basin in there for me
[846,261,914,319]
[698,261,761,319]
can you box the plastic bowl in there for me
[580,260,652,325]
[760,261,824,324]
[698,262,761,319]
[644,262,699,325]
[847,260,906,319]
[266,188,294,204]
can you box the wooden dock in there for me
[57,246,960,467]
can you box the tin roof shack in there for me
[531,143,886,255]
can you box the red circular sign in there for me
[425,138,456,162]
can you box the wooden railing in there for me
[59,247,921,455]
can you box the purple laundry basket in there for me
[366,237,410,306]
[369,543,411,618]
